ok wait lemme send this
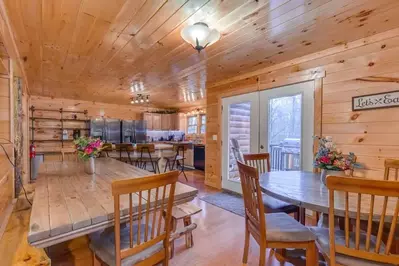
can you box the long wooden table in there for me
[259,171,398,223]
[28,158,198,248]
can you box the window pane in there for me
[201,115,206,124]
[188,126,197,134]
[200,125,206,134]
[188,116,197,126]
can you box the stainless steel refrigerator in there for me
[121,120,147,143]
[90,118,121,143]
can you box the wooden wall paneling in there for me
[205,28,399,188]
[313,78,323,169]
[4,0,399,108]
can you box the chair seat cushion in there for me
[265,213,316,242]
[309,227,390,266]
[262,195,299,214]
[89,225,164,266]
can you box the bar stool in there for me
[100,143,113,157]
[114,143,135,164]
[165,144,188,181]
[136,144,161,173]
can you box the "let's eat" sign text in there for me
[352,91,399,111]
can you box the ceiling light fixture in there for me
[131,94,149,104]
[181,22,220,53]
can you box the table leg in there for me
[299,207,306,225]
[183,216,193,248]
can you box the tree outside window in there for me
[187,116,198,134]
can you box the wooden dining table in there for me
[259,171,398,223]
[28,157,198,248]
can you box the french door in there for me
[222,81,314,194]
[221,92,259,193]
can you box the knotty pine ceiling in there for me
[4,0,399,108]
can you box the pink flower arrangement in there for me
[314,136,361,171]
[74,136,104,161]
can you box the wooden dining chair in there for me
[384,159,399,181]
[90,171,179,266]
[243,153,301,222]
[310,175,399,265]
[236,161,317,266]
[136,144,161,174]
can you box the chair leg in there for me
[169,218,177,259]
[164,159,169,173]
[243,223,250,265]
[259,245,266,266]
[305,242,318,266]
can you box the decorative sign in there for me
[352,91,399,111]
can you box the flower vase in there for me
[320,169,346,185]
[84,157,95,174]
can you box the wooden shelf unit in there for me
[29,106,90,147]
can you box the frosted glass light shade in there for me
[181,22,220,52]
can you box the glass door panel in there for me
[222,92,259,194]
[268,94,302,171]
[259,81,314,172]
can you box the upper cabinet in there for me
[152,113,162,130]
[143,113,153,130]
[143,113,178,130]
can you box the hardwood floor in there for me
[0,169,311,266]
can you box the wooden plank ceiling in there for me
[3,0,399,108]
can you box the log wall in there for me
[205,28,399,189]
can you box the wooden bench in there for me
[163,202,202,258]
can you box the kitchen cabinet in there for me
[143,113,153,130]
[161,114,171,130]
[142,113,179,130]
[152,113,162,130]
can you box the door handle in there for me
[260,145,264,149]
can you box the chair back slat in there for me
[384,159,399,181]
[386,199,399,254]
[375,196,388,254]
[237,161,266,246]
[326,175,399,265]
[173,143,189,152]
[115,143,134,152]
[137,144,155,153]
[365,195,375,252]
[344,192,350,248]
[355,193,361,250]
[243,153,271,174]
[111,171,178,266]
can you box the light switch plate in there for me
[212,135,217,141]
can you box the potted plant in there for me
[74,136,103,174]
[314,136,361,185]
